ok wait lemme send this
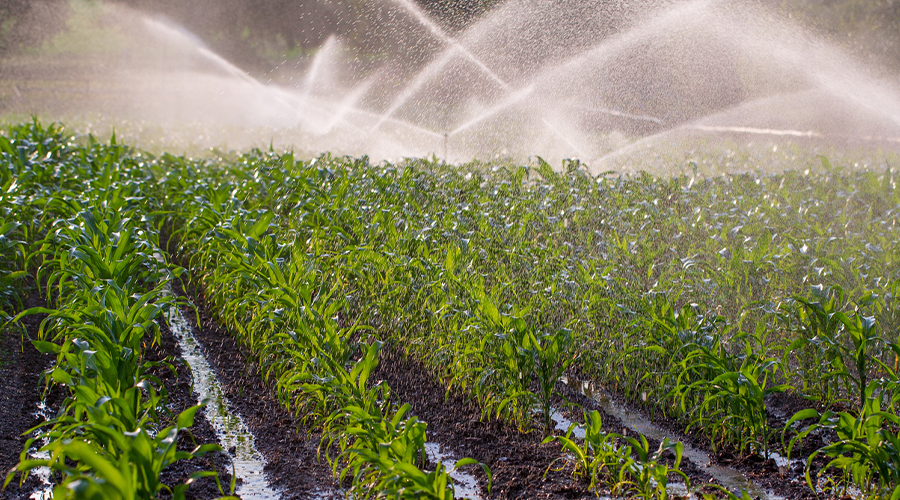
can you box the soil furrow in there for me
[373,346,586,500]
[0,288,235,500]
[152,321,235,499]
[0,292,51,500]
[174,282,344,500]
[582,381,822,500]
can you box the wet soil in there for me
[582,377,832,500]
[172,275,821,499]
[174,284,729,499]
[2,281,839,500]
[0,289,234,500]
[374,347,726,500]
[0,292,52,500]
[375,346,581,499]
[153,322,236,499]
[175,280,343,500]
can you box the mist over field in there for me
[2,0,900,170]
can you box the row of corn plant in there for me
[6,121,900,498]
[146,153,704,497]
[544,410,697,499]
[154,155,490,499]
[150,147,897,497]
[1,122,229,500]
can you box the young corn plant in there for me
[542,410,630,496]
[780,285,855,407]
[0,219,26,322]
[544,411,689,499]
[3,167,223,499]
[533,328,577,435]
[674,331,788,458]
[619,435,689,500]
[785,384,900,499]
[6,404,231,500]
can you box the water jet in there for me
[5,0,900,168]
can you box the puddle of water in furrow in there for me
[423,442,484,500]
[164,294,282,500]
[26,401,53,500]
[560,377,788,500]
[548,409,695,499]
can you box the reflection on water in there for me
[562,377,788,500]
[165,293,282,500]
[423,442,484,500]
[27,401,53,500]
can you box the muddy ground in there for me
[0,288,233,500]
[571,382,825,500]
[0,292,52,500]
[3,281,838,500]
[181,274,827,500]
[175,280,344,500]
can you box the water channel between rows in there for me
[20,299,784,500]
[559,377,787,500]
[164,291,283,500]
[26,401,53,500]
[164,291,485,500]
[166,287,775,500]
[19,291,784,500]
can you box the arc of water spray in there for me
[376,0,609,163]
[372,0,525,136]
[195,47,260,86]
[562,103,664,125]
[593,117,827,167]
[192,46,313,127]
[689,124,820,137]
[389,0,509,90]
[324,70,382,134]
[541,118,588,160]
[302,35,338,103]
[449,85,536,136]
[373,49,456,131]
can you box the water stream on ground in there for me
[26,401,53,500]
[560,377,788,500]
[164,293,282,500]
[164,285,479,500]
[423,442,484,500]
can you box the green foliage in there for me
[619,435,688,500]
[674,334,788,457]
[543,410,630,496]
[6,404,229,500]
[786,386,900,499]
[6,120,900,498]
[544,410,689,499]
[1,121,225,499]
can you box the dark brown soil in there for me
[375,345,581,499]
[2,281,842,500]
[174,273,826,500]
[0,292,52,500]
[152,322,235,499]
[374,347,730,500]
[0,289,234,500]
[590,380,832,500]
[175,281,344,500]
